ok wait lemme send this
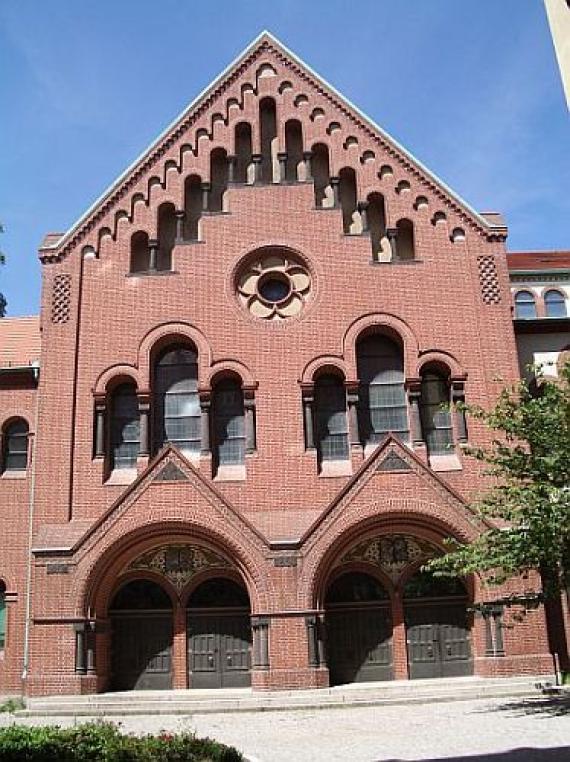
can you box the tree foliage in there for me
[428,362,570,597]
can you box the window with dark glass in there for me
[544,290,567,318]
[314,374,349,462]
[356,335,409,445]
[0,582,6,650]
[3,419,29,471]
[419,371,453,456]
[110,384,140,470]
[514,290,537,319]
[153,346,200,456]
[212,378,245,467]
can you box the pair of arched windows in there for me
[514,289,567,319]
[1,419,29,473]
[107,346,246,474]
[312,336,454,467]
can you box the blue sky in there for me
[0,0,568,317]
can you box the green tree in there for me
[428,362,570,599]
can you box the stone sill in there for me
[1,470,27,480]
[429,453,462,472]
[214,464,246,482]
[318,459,352,477]
[105,468,137,486]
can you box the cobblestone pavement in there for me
[1,695,569,761]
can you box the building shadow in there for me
[477,694,570,718]
[379,748,570,762]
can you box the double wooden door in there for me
[111,613,173,690]
[187,611,252,688]
[326,605,393,685]
[405,602,472,679]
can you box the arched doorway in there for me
[187,577,252,688]
[325,571,393,685]
[404,570,473,679]
[109,579,173,690]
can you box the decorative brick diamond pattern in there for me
[477,255,501,304]
[51,274,72,323]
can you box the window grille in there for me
[419,372,453,456]
[110,384,140,469]
[3,419,29,471]
[357,336,409,445]
[213,379,245,466]
[314,375,349,462]
[154,347,200,456]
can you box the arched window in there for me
[0,581,6,650]
[314,374,349,463]
[259,98,277,183]
[367,192,388,262]
[339,167,358,234]
[157,203,176,271]
[2,419,29,471]
[514,290,536,319]
[234,122,253,184]
[209,148,228,212]
[212,377,245,470]
[130,231,149,273]
[419,370,453,456]
[396,218,415,260]
[285,120,304,182]
[184,175,202,241]
[153,346,200,457]
[110,383,140,470]
[357,335,408,446]
[312,143,331,207]
[544,290,567,318]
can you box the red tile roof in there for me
[507,251,570,271]
[0,316,41,367]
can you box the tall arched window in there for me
[514,290,536,319]
[544,290,567,318]
[314,374,349,463]
[339,167,358,234]
[419,370,453,456]
[184,175,202,241]
[396,218,415,260]
[235,122,253,184]
[212,377,245,470]
[259,98,277,183]
[209,148,228,212]
[153,346,200,457]
[312,143,331,207]
[2,419,29,471]
[357,335,408,446]
[285,120,304,182]
[0,582,5,650]
[367,192,388,262]
[110,383,140,470]
[130,231,149,273]
[157,203,176,271]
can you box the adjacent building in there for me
[0,33,566,697]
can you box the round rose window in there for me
[236,247,312,320]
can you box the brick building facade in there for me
[0,33,564,697]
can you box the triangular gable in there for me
[300,436,490,548]
[41,31,505,263]
[69,445,268,558]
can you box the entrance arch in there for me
[325,570,393,685]
[404,570,473,679]
[186,577,252,688]
[109,579,174,690]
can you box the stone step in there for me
[18,676,549,717]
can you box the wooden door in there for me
[188,613,251,689]
[326,606,393,685]
[111,613,173,690]
[406,603,472,679]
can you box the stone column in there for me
[137,392,151,457]
[358,201,369,233]
[301,386,315,450]
[86,620,97,675]
[252,617,270,669]
[74,623,86,674]
[303,151,313,182]
[227,154,237,184]
[277,152,288,183]
[386,228,398,262]
[345,382,360,447]
[451,380,468,443]
[199,392,211,456]
[244,390,257,454]
[94,396,106,458]
[305,616,319,667]
[407,381,423,447]
[201,182,211,213]
[316,613,327,667]
[174,209,186,244]
[330,176,340,208]
[148,238,159,272]
[252,154,263,184]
